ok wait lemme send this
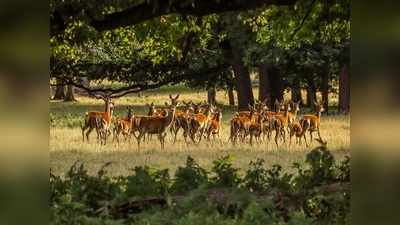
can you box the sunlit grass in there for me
[50,85,349,176]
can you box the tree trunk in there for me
[228,87,235,106]
[207,87,216,105]
[338,64,350,114]
[321,68,330,114]
[53,78,65,100]
[230,48,254,110]
[64,84,76,102]
[306,77,317,108]
[258,63,271,103]
[291,78,302,104]
[268,66,283,109]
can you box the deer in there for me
[151,94,180,116]
[170,101,194,144]
[95,117,109,145]
[277,100,301,133]
[248,110,265,146]
[272,102,291,147]
[299,101,325,145]
[205,107,223,141]
[134,102,178,149]
[188,104,215,143]
[289,120,309,147]
[229,105,256,144]
[112,107,135,144]
[81,97,114,143]
[262,99,285,142]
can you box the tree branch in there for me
[51,0,298,36]
[289,0,317,40]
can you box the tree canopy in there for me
[50,0,349,108]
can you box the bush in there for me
[50,147,350,225]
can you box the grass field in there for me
[50,86,350,176]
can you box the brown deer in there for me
[229,105,256,144]
[112,107,135,143]
[272,102,291,147]
[170,101,193,144]
[262,99,284,142]
[299,101,325,144]
[277,100,301,132]
[134,102,178,149]
[248,110,265,146]
[289,120,309,147]
[205,107,222,141]
[81,97,114,143]
[188,104,215,143]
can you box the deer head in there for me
[169,94,180,106]
[314,101,325,113]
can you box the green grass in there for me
[50,85,350,176]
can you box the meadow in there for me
[50,86,350,176]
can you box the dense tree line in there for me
[50,0,349,113]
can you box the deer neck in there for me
[165,108,175,127]
[315,111,321,122]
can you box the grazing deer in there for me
[81,97,114,143]
[113,107,135,144]
[205,107,222,141]
[299,101,325,144]
[272,102,291,147]
[135,102,178,149]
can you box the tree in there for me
[53,78,65,100]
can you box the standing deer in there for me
[170,101,193,144]
[112,107,135,143]
[205,107,222,141]
[188,104,215,143]
[289,120,309,147]
[299,101,325,144]
[272,102,291,147]
[81,97,114,143]
[278,100,301,132]
[135,102,178,149]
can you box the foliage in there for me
[51,147,350,224]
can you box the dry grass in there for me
[50,86,350,176]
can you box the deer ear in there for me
[175,94,180,100]
[169,94,173,99]
[165,102,169,106]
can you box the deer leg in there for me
[86,127,94,143]
[81,123,88,142]
[274,128,279,148]
[317,128,323,141]
[136,132,144,150]
[282,129,286,143]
